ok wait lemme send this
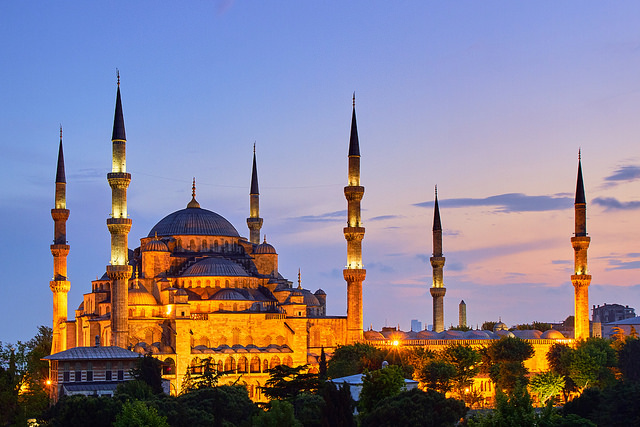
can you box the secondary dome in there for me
[255,238,277,254]
[143,238,168,252]
[181,257,250,277]
[148,206,240,238]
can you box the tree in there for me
[361,388,467,427]
[468,383,536,427]
[482,321,498,331]
[358,365,405,414]
[483,337,534,393]
[291,393,325,427]
[321,382,355,427]
[131,354,164,394]
[568,338,617,392]
[180,357,224,393]
[114,400,169,427]
[442,343,481,397]
[529,371,565,406]
[563,381,640,426]
[418,360,456,394]
[0,325,52,425]
[177,385,257,427]
[630,325,639,339]
[318,346,328,381]
[43,395,122,427]
[618,337,640,382]
[611,327,627,351]
[261,364,321,400]
[252,399,302,427]
[546,342,577,401]
[327,343,384,378]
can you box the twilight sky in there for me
[2,1,640,343]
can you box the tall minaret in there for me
[247,144,263,244]
[50,126,70,354]
[343,93,366,343]
[106,72,133,348]
[459,300,467,328]
[571,150,591,341]
[430,186,446,332]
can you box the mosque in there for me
[47,76,591,400]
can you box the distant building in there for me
[43,346,140,403]
[602,316,640,339]
[410,319,422,332]
[593,303,636,324]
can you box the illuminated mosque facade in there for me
[48,77,591,399]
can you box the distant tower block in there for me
[107,72,133,348]
[247,144,263,244]
[343,93,366,343]
[571,151,591,341]
[50,126,71,354]
[459,300,467,328]
[430,186,446,333]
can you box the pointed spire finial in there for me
[187,177,201,208]
[298,268,302,289]
[253,141,256,154]
[55,127,66,184]
[578,148,581,161]
[352,92,356,108]
[263,235,267,243]
[116,68,120,86]
[59,124,63,140]
[435,184,438,198]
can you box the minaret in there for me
[571,150,591,341]
[50,126,70,354]
[430,186,446,332]
[343,93,366,343]
[106,72,133,348]
[459,300,467,328]
[247,144,263,244]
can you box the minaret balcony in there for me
[343,227,365,241]
[344,186,364,200]
[343,269,366,282]
[571,236,591,250]
[51,209,70,221]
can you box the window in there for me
[75,363,82,382]
[86,362,93,382]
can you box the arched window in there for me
[263,359,269,372]
[217,360,224,373]
[189,239,196,251]
[250,357,261,373]
[202,240,208,251]
[283,356,293,367]
[224,356,236,373]
[214,241,219,251]
[237,357,248,373]
[163,358,176,376]
[191,357,203,374]
[270,356,280,369]
[215,280,220,288]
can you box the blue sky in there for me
[3,1,640,343]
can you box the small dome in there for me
[439,330,464,340]
[541,329,566,340]
[493,322,509,332]
[314,289,326,296]
[255,237,277,254]
[380,330,408,340]
[416,330,438,339]
[129,285,158,305]
[364,330,385,340]
[512,330,543,340]
[211,288,250,301]
[143,238,168,252]
[182,257,250,277]
[496,330,515,338]
[464,330,491,340]
[302,290,320,306]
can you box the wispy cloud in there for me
[414,193,572,213]
[551,260,572,265]
[291,210,346,222]
[606,260,640,271]
[369,215,403,222]
[593,197,640,211]
[604,165,640,184]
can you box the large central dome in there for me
[148,206,240,238]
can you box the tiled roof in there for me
[44,346,140,361]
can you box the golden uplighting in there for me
[392,340,399,347]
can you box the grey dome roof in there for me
[255,241,277,254]
[148,207,240,238]
[143,239,168,252]
[182,257,250,277]
[211,288,251,301]
[541,329,566,340]
[512,329,543,340]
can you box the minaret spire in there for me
[571,151,591,340]
[343,94,366,343]
[50,128,71,353]
[106,73,133,348]
[247,144,263,244]
[430,185,446,332]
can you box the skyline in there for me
[3,2,640,343]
